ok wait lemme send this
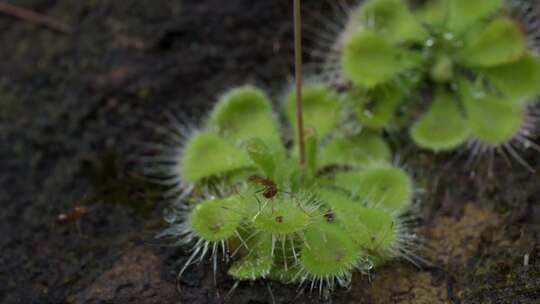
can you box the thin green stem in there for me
[294,0,305,167]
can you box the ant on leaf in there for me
[248,175,311,221]
[248,175,292,217]
[248,175,279,199]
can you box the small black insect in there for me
[324,210,335,222]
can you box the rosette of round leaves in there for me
[162,85,419,292]
[338,0,540,152]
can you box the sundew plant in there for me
[147,0,424,296]
[151,85,421,293]
[320,0,540,166]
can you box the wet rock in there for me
[424,204,501,268]
[370,268,450,304]
[74,247,176,304]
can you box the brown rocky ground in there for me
[1,0,540,303]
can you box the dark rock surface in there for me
[1,0,540,303]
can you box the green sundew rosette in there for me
[208,86,284,153]
[319,132,391,169]
[338,0,538,155]
[353,0,427,44]
[190,196,245,242]
[286,85,341,140]
[228,232,274,281]
[339,0,427,90]
[342,30,422,88]
[181,132,252,183]
[410,89,470,151]
[172,79,416,287]
[300,220,360,278]
[420,2,535,105]
[334,165,413,213]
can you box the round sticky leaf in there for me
[351,84,404,129]
[464,93,525,146]
[319,132,391,169]
[228,232,274,281]
[181,132,252,183]
[482,54,540,105]
[355,0,427,43]
[457,17,526,68]
[353,206,398,260]
[300,221,359,277]
[410,89,470,151]
[246,138,276,179]
[268,263,302,284]
[334,166,413,212]
[208,86,283,150]
[253,198,314,235]
[342,31,422,88]
[416,0,448,27]
[447,0,503,34]
[318,189,398,260]
[290,129,320,178]
[286,85,340,140]
[191,196,244,242]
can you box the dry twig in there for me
[0,2,72,33]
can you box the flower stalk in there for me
[294,0,305,167]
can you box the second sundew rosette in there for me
[157,85,420,292]
[334,0,540,154]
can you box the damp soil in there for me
[1,1,540,303]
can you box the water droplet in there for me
[472,91,486,99]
